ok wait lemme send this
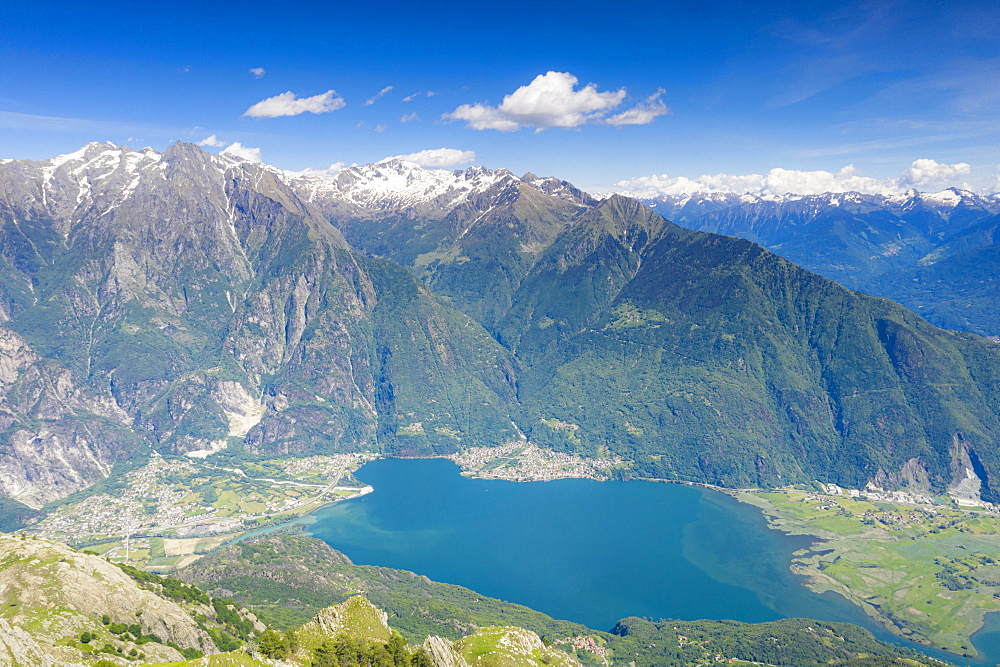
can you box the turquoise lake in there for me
[307,457,996,664]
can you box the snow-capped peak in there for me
[920,187,968,207]
[4,142,601,225]
[25,142,165,215]
[286,158,520,212]
[638,187,999,213]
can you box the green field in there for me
[742,488,1000,657]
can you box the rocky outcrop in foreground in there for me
[294,596,580,667]
[0,534,217,664]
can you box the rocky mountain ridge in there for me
[0,533,236,664]
[0,142,528,507]
[635,187,999,216]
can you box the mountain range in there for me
[1,142,999,513]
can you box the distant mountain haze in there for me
[638,190,1000,336]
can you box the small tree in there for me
[257,628,290,659]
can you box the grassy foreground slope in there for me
[0,533,260,665]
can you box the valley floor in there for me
[24,451,376,570]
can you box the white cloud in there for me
[606,89,670,126]
[219,142,263,162]
[614,160,978,197]
[899,158,972,188]
[403,90,435,102]
[443,72,626,131]
[763,165,897,195]
[285,162,346,179]
[400,112,420,123]
[243,90,346,118]
[197,134,226,148]
[374,124,387,133]
[250,67,266,79]
[365,86,394,106]
[386,148,476,168]
[444,105,519,132]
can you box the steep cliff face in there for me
[422,635,470,667]
[296,595,393,647]
[0,618,55,667]
[0,327,137,508]
[454,626,582,667]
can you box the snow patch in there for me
[288,159,518,212]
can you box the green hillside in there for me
[176,534,594,640]
[512,204,1000,493]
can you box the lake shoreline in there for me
[300,455,996,665]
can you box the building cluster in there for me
[30,455,211,541]
[557,635,611,661]
[27,452,371,549]
[272,452,377,481]
[450,442,622,482]
[808,483,998,514]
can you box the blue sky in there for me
[2,0,997,194]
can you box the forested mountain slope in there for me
[323,180,1000,498]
